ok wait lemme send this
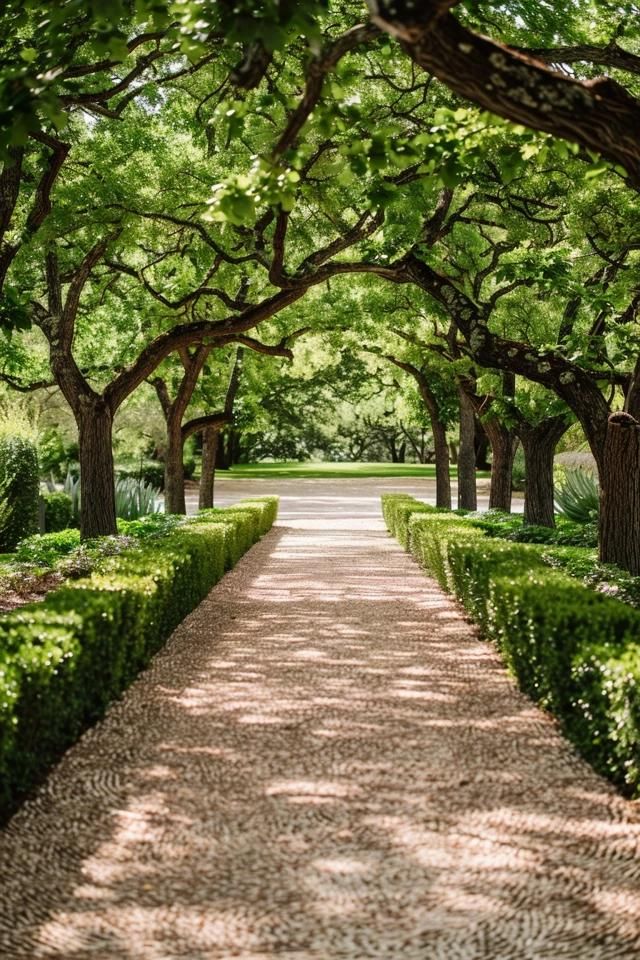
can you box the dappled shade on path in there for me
[0,494,639,959]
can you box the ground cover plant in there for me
[0,496,278,822]
[382,493,640,796]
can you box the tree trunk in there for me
[599,413,640,574]
[77,399,117,538]
[164,417,186,515]
[474,421,491,470]
[484,418,517,512]
[226,428,242,466]
[457,390,477,511]
[216,434,230,469]
[432,418,452,509]
[199,427,219,510]
[519,417,569,528]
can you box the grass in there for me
[215,461,491,480]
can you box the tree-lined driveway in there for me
[0,482,637,959]
[185,474,502,517]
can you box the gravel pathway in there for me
[1,490,639,959]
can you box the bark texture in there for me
[199,428,219,510]
[518,417,569,528]
[599,413,640,574]
[164,417,187,515]
[77,400,117,538]
[457,389,477,511]
[432,418,451,510]
[484,418,517,512]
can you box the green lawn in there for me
[221,461,490,480]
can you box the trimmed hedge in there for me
[42,492,74,533]
[383,493,640,796]
[0,434,39,550]
[0,496,278,820]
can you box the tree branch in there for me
[367,1,640,189]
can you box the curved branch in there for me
[0,373,55,393]
[273,22,379,157]
[367,1,640,189]
[182,411,231,442]
[520,44,640,77]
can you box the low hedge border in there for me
[0,496,278,821]
[382,493,640,796]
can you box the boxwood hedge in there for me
[0,434,40,550]
[382,493,640,796]
[42,491,75,533]
[0,496,278,821]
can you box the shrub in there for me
[63,470,81,524]
[0,495,278,821]
[117,513,183,540]
[470,510,598,548]
[15,528,81,566]
[382,495,640,796]
[381,493,434,545]
[115,475,162,520]
[409,513,483,593]
[488,570,640,788]
[191,510,249,568]
[0,434,40,550]
[555,467,599,522]
[224,496,279,535]
[117,460,165,490]
[37,428,77,481]
[199,496,278,538]
[42,492,74,532]
[511,449,526,491]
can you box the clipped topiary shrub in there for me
[0,433,39,551]
[0,495,278,821]
[42,491,74,533]
[382,494,640,797]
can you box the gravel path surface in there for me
[1,485,639,959]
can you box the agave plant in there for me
[63,470,82,523]
[48,470,161,523]
[114,476,162,520]
[555,468,599,523]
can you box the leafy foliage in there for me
[0,496,278,820]
[555,468,600,523]
[0,434,39,551]
[42,492,74,533]
[114,476,161,520]
[383,494,640,795]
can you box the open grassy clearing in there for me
[220,461,491,480]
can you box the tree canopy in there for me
[2,0,640,569]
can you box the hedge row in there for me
[382,493,640,796]
[41,491,75,533]
[0,496,278,821]
[0,434,40,550]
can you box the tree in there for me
[151,336,296,514]
[0,8,388,535]
[366,0,640,189]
